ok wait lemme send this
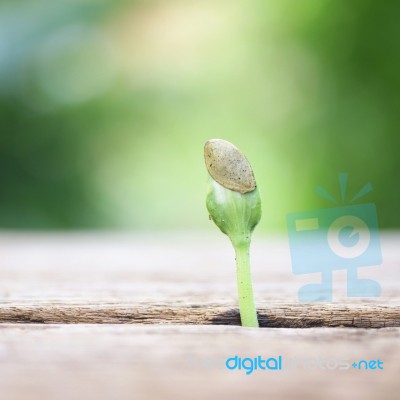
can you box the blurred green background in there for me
[1,0,399,231]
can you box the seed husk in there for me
[204,139,256,194]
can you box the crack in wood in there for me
[0,303,398,328]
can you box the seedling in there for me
[204,139,261,327]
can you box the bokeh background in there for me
[1,0,399,231]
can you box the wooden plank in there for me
[0,324,399,400]
[0,232,398,327]
[0,233,399,400]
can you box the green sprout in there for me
[204,139,261,328]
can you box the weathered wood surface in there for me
[0,324,399,400]
[0,232,399,400]
[0,302,399,328]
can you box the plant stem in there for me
[233,240,259,327]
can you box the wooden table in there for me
[0,232,399,400]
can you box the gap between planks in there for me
[0,302,399,328]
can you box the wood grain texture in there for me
[0,324,399,400]
[0,302,399,328]
[0,232,399,400]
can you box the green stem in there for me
[233,240,259,327]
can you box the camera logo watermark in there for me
[287,173,382,302]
